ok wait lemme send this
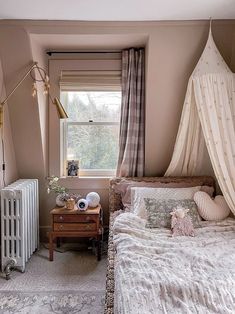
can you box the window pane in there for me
[61,91,121,122]
[67,124,119,170]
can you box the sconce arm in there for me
[1,61,38,107]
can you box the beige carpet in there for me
[0,246,107,313]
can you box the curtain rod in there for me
[46,51,122,56]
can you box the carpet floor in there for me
[0,246,107,314]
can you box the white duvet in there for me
[113,213,235,314]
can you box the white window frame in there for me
[48,54,122,178]
[61,91,121,177]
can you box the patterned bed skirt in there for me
[104,213,115,314]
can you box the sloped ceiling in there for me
[0,0,235,21]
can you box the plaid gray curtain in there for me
[116,48,145,177]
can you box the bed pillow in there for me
[113,179,214,210]
[131,186,201,219]
[144,198,201,228]
[194,191,230,221]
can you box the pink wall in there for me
[0,60,18,187]
[0,25,48,237]
[30,37,48,170]
[0,26,45,179]
[0,20,234,240]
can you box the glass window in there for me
[61,91,121,176]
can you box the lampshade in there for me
[53,97,68,119]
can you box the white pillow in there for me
[194,191,230,221]
[131,186,201,219]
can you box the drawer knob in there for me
[59,216,64,221]
[86,216,90,221]
[60,224,63,230]
[86,225,91,230]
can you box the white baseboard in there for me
[40,225,51,230]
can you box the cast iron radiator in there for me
[1,179,39,279]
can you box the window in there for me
[61,89,121,176]
[49,53,122,177]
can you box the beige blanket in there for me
[113,213,235,314]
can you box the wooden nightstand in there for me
[49,205,103,261]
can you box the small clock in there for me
[77,198,88,211]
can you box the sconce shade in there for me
[53,97,68,119]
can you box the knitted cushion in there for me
[194,191,230,221]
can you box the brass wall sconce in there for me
[0,61,68,128]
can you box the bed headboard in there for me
[109,176,215,212]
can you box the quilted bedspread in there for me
[113,213,235,314]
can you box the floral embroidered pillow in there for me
[144,198,201,229]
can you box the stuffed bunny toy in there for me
[170,206,195,237]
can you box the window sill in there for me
[58,176,112,190]
[60,176,114,179]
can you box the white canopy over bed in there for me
[165,27,235,215]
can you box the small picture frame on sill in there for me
[67,160,79,177]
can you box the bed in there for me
[104,176,235,314]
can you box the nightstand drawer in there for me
[54,223,97,232]
[53,214,97,223]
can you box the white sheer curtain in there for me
[193,73,235,213]
[165,78,206,176]
[165,29,235,215]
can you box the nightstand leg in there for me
[49,233,54,261]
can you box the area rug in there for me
[0,248,106,291]
[0,291,105,314]
[0,247,106,314]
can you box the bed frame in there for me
[104,176,215,313]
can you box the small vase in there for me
[56,194,66,207]
[65,198,75,210]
